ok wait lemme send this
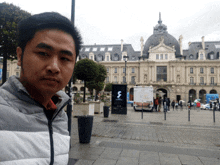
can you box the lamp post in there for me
[123,56,128,84]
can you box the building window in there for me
[123,76,126,83]
[190,68,193,74]
[107,68,109,73]
[160,54,163,60]
[123,67,125,73]
[165,54,168,60]
[131,76,135,83]
[17,65,19,69]
[200,68,204,74]
[90,56,93,60]
[189,55,193,59]
[190,77,194,84]
[106,76,109,83]
[92,47,97,51]
[157,66,167,82]
[211,77,214,84]
[108,47,113,51]
[211,67,214,74]
[100,47,105,51]
[16,72,19,77]
[85,48,90,52]
[132,68,135,73]
[156,54,159,59]
[200,54,203,60]
[210,54,214,60]
[200,77,204,84]
[107,56,109,61]
[114,68,117,73]
[114,76,117,83]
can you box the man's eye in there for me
[38,52,48,56]
[61,57,70,61]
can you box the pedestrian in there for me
[179,100,183,110]
[210,101,212,110]
[158,97,162,112]
[175,100,178,110]
[154,97,159,112]
[171,100,175,111]
[0,12,82,164]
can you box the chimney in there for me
[202,36,205,50]
[121,39,123,52]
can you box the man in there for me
[0,12,82,164]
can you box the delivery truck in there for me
[133,86,154,112]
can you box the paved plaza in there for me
[68,105,220,165]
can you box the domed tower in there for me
[143,13,180,58]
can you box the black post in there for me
[213,102,216,123]
[188,107,190,121]
[67,0,75,137]
[164,102,166,120]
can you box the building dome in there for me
[143,13,180,57]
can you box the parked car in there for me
[200,104,210,110]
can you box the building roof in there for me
[143,13,180,57]
[185,41,220,60]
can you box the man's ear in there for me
[16,47,22,66]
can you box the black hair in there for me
[17,12,83,60]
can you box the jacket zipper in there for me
[47,99,70,165]
[48,119,54,165]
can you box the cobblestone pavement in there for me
[69,106,220,165]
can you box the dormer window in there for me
[92,47,97,51]
[108,47,113,51]
[210,54,214,60]
[189,55,193,59]
[100,47,105,51]
[85,48,90,52]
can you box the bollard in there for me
[164,102,166,120]
[213,103,216,123]
[188,107,190,121]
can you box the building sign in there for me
[112,84,127,114]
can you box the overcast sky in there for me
[2,0,220,51]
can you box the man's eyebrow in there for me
[60,50,73,56]
[36,42,74,56]
[36,43,53,50]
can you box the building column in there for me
[206,66,209,84]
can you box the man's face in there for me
[17,29,76,96]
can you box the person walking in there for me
[171,100,175,111]
[154,97,159,112]
[158,97,162,112]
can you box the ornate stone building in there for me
[3,14,220,103]
[75,13,220,103]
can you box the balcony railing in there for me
[210,83,217,86]
[199,83,206,85]
[189,83,196,85]
[129,81,136,85]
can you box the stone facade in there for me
[2,14,220,104]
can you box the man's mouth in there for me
[42,77,60,83]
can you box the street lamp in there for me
[123,56,128,84]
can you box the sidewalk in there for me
[68,105,220,165]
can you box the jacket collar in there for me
[1,75,70,110]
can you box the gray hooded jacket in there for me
[0,76,70,165]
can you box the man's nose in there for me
[47,57,60,74]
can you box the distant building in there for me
[75,13,220,103]
[4,13,220,103]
